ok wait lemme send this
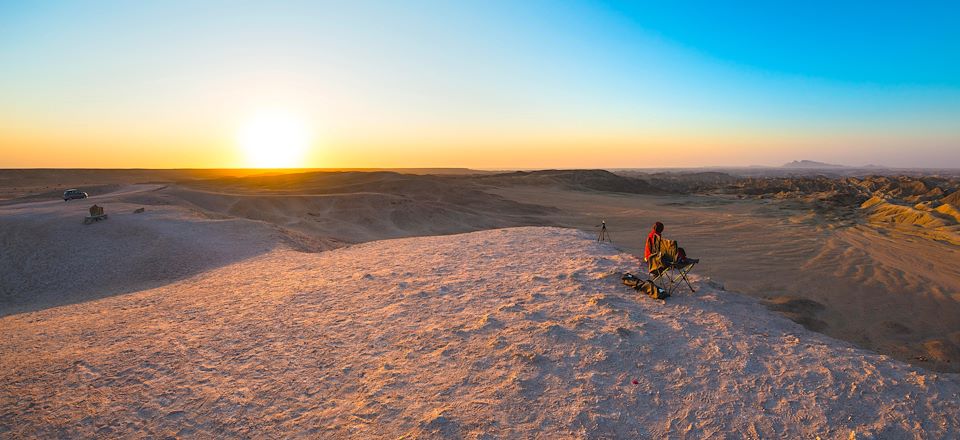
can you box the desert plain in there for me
[1,167,959,438]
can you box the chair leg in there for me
[664,272,680,296]
[680,271,695,293]
[666,280,679,296]
[661,266,696,295]
[674,264,698,293]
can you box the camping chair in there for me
[647,238,698,296]
[83,204,108,225]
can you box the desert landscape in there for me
[2,166,959,437]
[4,2,960,438]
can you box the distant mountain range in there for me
[782,160,889,169]
[782,160,847,169]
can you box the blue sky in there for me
[610,1,959,86]
[1,0,958,168]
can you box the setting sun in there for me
[237,110,312,168]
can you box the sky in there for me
[1,0,959,168]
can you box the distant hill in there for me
[473,169,665,194]
[943,189,960,206]
[782,160,846,169]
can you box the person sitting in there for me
[643,222,692,276]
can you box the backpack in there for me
[622,273,669,300]
[640,280,668,299]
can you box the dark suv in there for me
[63,189,88,201]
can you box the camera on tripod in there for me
[596,220,611,243]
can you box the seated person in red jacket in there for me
[644,222,664,263]
[644,222,690,275]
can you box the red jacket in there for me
[644,229,660,261]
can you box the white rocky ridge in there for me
[1,227,958,438]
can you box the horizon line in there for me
[4,165,960,171]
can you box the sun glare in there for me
[237,110,311,168]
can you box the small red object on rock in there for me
[632,379,639,385]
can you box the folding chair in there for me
[648,257,698,296]
[646,237,698,296]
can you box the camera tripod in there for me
[596,221,612,243]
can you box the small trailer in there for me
[84,204,108,225]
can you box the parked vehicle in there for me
[63,189,88,201]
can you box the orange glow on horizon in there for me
[2,120,956,169]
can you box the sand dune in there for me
[0,180,554,315]
[861,196,949,227]
[0,169,256,202]
[943,190,960,206]
[0,169,491,202]
[0,185,338,315]
[492,186,960,373]
[473,169,665,194]
[1,228,957,438]
[2,169,960,437]
[2,169,958,373]
[860,196,960,244]
[934,203,960,223]
[146,178,555,243]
